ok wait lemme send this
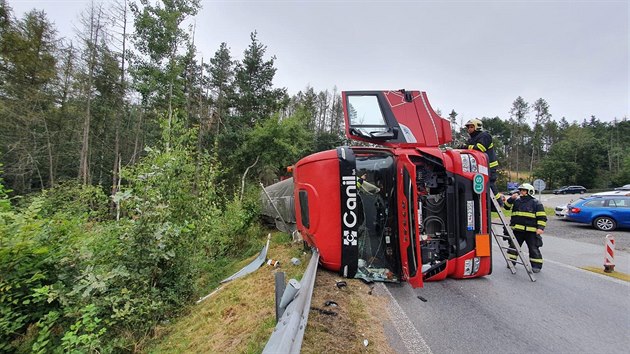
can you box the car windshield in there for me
[354,151,399,283]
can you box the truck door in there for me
[342,90,452,148]
[397,156,424,288]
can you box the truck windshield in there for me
[354,150,399,283]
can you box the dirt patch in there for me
[303,269,397,354]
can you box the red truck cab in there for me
[293,90,492,288]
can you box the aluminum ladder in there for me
[489,191,536,282]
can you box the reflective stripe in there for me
[489,142,494,149]
[508,254,518,259]
[530,258,544,264]
[537,221,547,226]
[468,145,474,150]
[513,211,536,218]
[489,161,499,168]
[536,211,546,216]
[476,143,487,152]
[512,225,537,232]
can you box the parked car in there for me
[555,197,578,217]
[592,184,630,197]
[555,204,569,217]
[566,196,630,231]
[553,185,587,194]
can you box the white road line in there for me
[378,283,433,354]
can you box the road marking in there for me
[378,283,433,354]
[544,258,629,285]
[491,247,628,285]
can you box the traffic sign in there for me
[473,173,485,194]
[533,179,546,192]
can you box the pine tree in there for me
[233,31,287,128]
[206,42,235,135]
[530,98,551,175]
[509,96,529,181]
[0,8,58,193]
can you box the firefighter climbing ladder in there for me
[489,191,537,282]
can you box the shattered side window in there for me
[353,152,399,283]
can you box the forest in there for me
[0,0,628,352]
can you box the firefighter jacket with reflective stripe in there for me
[504,195,547,232]
[464,130,499,169]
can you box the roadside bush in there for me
[0,117,264,352]
[38,180,110,220]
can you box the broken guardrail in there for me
[263,249,320,354]
[196,235,271,304]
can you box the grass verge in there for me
[146,232,396,353]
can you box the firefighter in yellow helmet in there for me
[462,119,501,205]
[503,183,547,273]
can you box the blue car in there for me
[566,196,630,231]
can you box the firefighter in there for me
[462,119,502,206]
[503,183,547,273]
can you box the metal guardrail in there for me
[263,249,320,354]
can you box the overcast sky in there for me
[10,0,629,125]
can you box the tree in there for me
[530,98,551,175]
[482,116,510,165]
[508,96,529,180]
[77,1,108,184]
[108,0,131,199]
[206,42,235,135]
[129,0,201,150]
[232,31,287,129]
[239,109,313,184]
[0,8,58,193]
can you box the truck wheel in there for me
[593,217,616,231]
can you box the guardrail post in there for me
[279,279,301,310]
[263,250,319,354]
[275,272,286,321]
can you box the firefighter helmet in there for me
[518,183,536,196]
[465,119,483,131]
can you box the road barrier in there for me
[263,249,319,354]
[604,234,615,273]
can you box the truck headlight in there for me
[464,257,481,276]
[460,154,478,173]
[461,154,470,172]
[464,259,472,276]
[473,257,480,274]
[469,155,478,172]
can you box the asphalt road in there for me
[539,193,630,251]
[382,243,630,354]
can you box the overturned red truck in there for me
[292,90,493,288]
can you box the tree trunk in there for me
[43,118,55,187]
